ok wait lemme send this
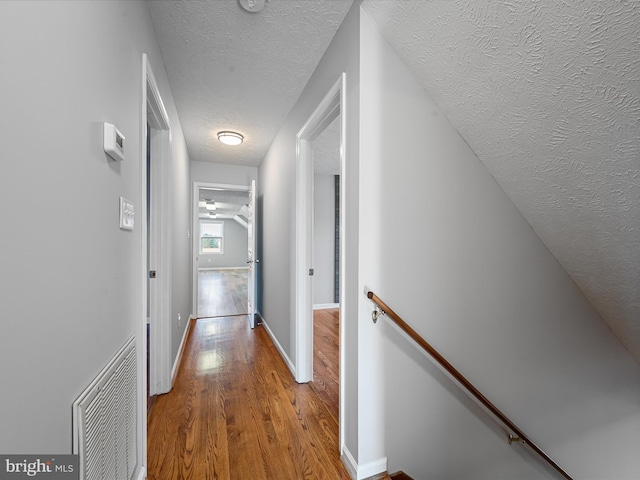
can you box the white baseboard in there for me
[313,303,339,310]
[359,457,387,479]
[171,316,194,386]
[341,447,358,480]
[134,465,146,480]
[261,318,296,379]
[341,446,387,480]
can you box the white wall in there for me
[191,161,257,187]
[313,174,336,305]
[197,218,248,269]
[359,9,640,479]
[0,0,191,460]
[258,0,361,465]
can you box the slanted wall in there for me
[358,8,640,479]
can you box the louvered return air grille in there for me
[73,336,138,480]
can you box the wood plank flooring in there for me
[312,308,340,421]
[147,315,351,480]
[197,269,248,318]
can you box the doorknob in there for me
[246,260,254,264]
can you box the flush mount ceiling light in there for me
[217,131,244,146]
[239,0,265,13]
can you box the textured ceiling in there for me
[198,188,249,219]
[362,0,640,361]
[147,0,353,166]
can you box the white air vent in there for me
[73,336,137,480]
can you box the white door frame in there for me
[247,179,258,328]
[192,182,251,318]
[140,53,173,473]
[295,73,346,449]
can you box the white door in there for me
[247,179,258,328]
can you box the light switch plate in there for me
[119,196,134,231]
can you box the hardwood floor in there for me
[147,315,350,480]
[312,308,340,421]
[198,269,248,318]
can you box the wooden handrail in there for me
[367,290,573,480]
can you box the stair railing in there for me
[366,290,573,480]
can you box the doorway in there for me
[192,182,257,325]
[141,53,173,473]
[295,74,346,448]
[145,62,172,399]
[310,115,341,421]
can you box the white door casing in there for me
[191,182,252,318]
[140,53,173,476]
[295,73,347,450]
[247,179,258,327]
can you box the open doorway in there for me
[310,115,341,421]
[144,56,172,398]
[142,53,173,473]
[192,182,257,324]
[295,73,346,449]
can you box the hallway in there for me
[147,316,349,480]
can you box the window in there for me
[200,221,223,254]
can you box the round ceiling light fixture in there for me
[239,0,265,13]
[217,131,244,146]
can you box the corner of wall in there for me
[341,446,387,480]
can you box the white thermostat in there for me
[104,122,125,161]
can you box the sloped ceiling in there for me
[362,0,640,362]
[198,188,249,220]
[147,0,353,166]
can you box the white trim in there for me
[337,73,347,455]
[341,447,387,480]
[359,457,388,480]
[197,266,250,271]
[294,132,314,381]
[171,316,194,386]
[262,319,297,378]
[134,466,146,480]
[341,448,358,480]
[145,57,173,397]
[139,54,148,480]
[140,53,173,476]
[313,303,340,310]
[295,74,343,382]
[247,179,257,328]
[295,73,347,452]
